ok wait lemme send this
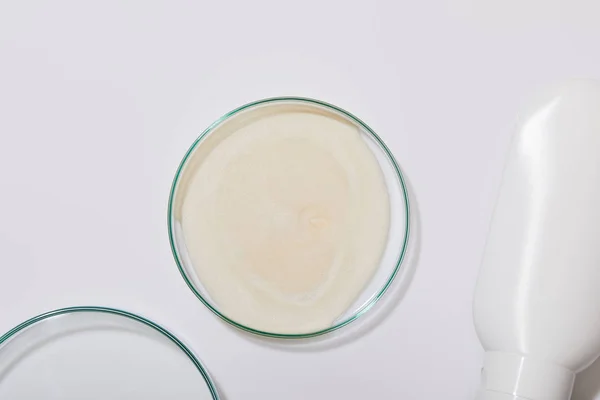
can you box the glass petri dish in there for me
[169,97,410,338]
[0,307,219,400]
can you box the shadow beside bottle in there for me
[573,357,600,400]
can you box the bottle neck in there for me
[479,352,575,400]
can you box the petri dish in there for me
[169,97,410,338]
[0,307,219,400]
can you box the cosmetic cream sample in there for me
[180,106,390,333]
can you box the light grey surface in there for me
[0,1,599,399]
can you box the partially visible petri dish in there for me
[169,97,410,339]
[0,307,219,400]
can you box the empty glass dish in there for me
[0,307,219,400]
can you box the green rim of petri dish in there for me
[168,97,410,339]
[0,306,220,399]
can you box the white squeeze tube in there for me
[473,79,600,400]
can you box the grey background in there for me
[1,1,600,399]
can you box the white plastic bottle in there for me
[474,79,600,400]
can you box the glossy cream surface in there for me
[180,105,390,333]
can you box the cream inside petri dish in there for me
[169,98,409,337]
